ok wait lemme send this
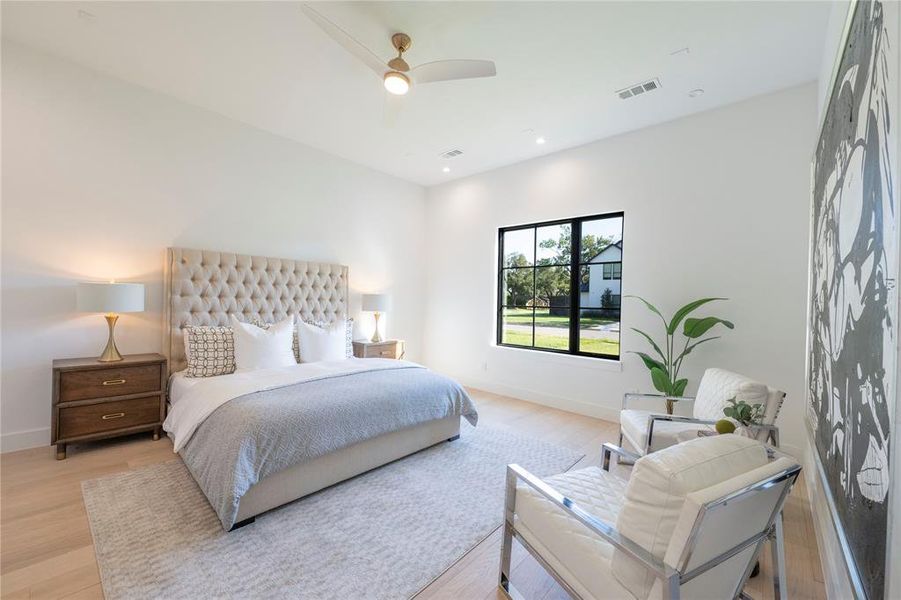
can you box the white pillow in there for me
[296,320,348,363]
[229,314,296,370]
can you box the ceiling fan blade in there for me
[299,4,386,77]
[383,92,405,128]
[411,60,496,85]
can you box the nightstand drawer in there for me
[353,340,404,359]
[372,346,398,358]
[59,364,162,402]
[58,397,160,439]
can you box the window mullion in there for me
[569,219,581,353]
[532,228,537,347]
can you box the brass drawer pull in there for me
[102,379,127,386]
[101,412,126,420]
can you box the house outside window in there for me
[497,212,623,359]
[602,262,622,280]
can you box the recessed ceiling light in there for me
[442,166,450,173]
[535,137,546,145]
[688,88,705,98]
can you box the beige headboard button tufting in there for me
[163,248,349,374]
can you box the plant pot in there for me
[665,398,676,415]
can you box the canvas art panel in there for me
[806,1,899,598]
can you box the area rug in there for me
[82,424,583,599]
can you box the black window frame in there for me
[496,211,624,360]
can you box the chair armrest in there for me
[742,423,781,447]
[506,464,675,582]
[602,442,641,471]
[623,392,695,410]
[646,414,718,453]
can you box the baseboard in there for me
[1,427,50,453]
[801,442,856,599]
[457,375,621,423]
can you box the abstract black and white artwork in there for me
[807,1,898,598]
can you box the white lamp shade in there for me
[362,293,391,312]
[76,282,145,313]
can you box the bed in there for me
[161,248,477,530]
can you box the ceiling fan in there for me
[300,4,496,96]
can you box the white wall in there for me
[423,83,816,457]
[0,41,427,452]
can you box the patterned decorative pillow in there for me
[253,317,353,362]
[183,326,235,377]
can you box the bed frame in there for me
[163,248,460,528]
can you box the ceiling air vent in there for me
[616,78,661,100]
[439,149,463,159]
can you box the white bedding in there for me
[163,358,422,453]
[168,370,202,406]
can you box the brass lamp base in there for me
[98,313,124,362]
[370,311,383,343]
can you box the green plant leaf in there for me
[666,298,727,335]
[672,378,688,397]
[630,328,666,361]
[629,351,665,373]
[650,366,671,394]
[626,295,668,326]
[674,336,721,362]
[683,316,735,339]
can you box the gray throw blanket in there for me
[180,365,477,529]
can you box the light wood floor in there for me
[1,389,826,600]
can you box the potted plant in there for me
[629,296,734,414]
[717,397,765,436]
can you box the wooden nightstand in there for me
[352,339,405,360]
[51,353,167,460]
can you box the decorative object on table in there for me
[723,396,764,427]
[619,368,784,458]
[806,1,898,598]
[352,339,405,359]
[76,282,145,362]
[51,353,166,459]
[714,419,736,435]
[627,296,734,414]
[361,293,391,343]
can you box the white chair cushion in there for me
[611,435,769,599]
[693,368,769,422]
[651,456,797,599]
[620,409,714,454]
[515,467,634,600]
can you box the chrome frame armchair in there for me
[499,443,800,600]
[620,392,781,459]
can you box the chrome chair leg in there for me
[771,512,787,600]
[499,467,516,597]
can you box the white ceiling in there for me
[2,1,832,186]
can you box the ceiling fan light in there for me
[384,71,410,95]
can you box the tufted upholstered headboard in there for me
[163,248,349,374]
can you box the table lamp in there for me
[361,293,391,343]
[76,282,145,362]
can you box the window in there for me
[497,212,624,359]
